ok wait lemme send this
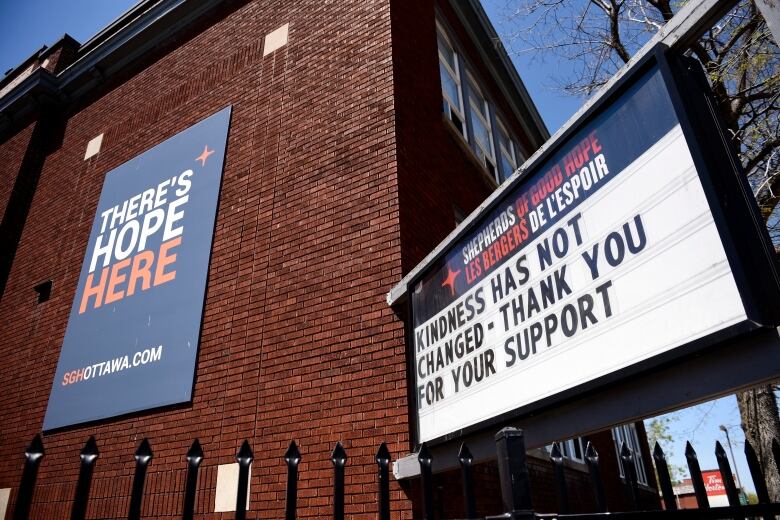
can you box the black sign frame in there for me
[403,44,780,450]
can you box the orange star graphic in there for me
[441,265,461,296]
[196,145,215,166]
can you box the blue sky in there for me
[0,0,763,494]
[481,0,583,132]
[0,0,139,75]
[0,0,581,132]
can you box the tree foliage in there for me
[646,416,686,483]
[502,0,780,238]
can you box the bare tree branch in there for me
[500,0,780,499]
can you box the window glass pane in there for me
[628,425,648,485]
[573,438,583,460]
[496,121,517,182]
[471,114,491,156]
[470,89,488,119]
[553,438,586,463]
[499,155,515,182]
[612,424,648,485]
[438,35,456,70]
[467,77,495,167]
[440,62,460,111]
[451,112,465,135]
[497,123,511,151]
[613,427,626,477]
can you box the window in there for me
[34,280,52,304]
[560,437,586,463]
[437,26,466,137]
[496,118,518,183]
[613,424,649,485]
[466,74,496,177]
[547,437,586,464]
[436,21,522,186]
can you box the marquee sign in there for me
[404,51,780,445]
[43,107,231,430]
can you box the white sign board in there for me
[408,65,760,444]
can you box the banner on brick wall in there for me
[43,106,231,430]
[402,51,780,445]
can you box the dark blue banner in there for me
[43,107,231,430]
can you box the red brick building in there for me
[0,0,657,517]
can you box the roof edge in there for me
[0,0,226,136]
[449,0,550,147]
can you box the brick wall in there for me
[0,0,409,518]
[0,115,66,300]
[0,0,659,518]
[0,123,35,220]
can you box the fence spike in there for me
[585,442,607,513]
[182,439,203,520]
[715,440,741,507]
[135,438,153,463]
[652,442,677,511]
[331,442,347,466]
[495,427,533,514]
[25,434,45,461]
[376,443,391,520]
[375,442,391,465]
[550,443,569,514]
[285,441,301,520]
[237,440,254,464]
[187,439,204,465]
[458,443,477,519]
[13,434,45,520]
[80,436,99,463]
[285,440,302,465]
[234,440,253,520]
[332,442,347,520]
[71,436,99,520]
[619,441,640,510]
[418,443,434,520]
[128,438,153,520]
[745,439,770,504]
[685,441,709,509]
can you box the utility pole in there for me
[720,425,743,490]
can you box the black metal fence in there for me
[10,427,780,519]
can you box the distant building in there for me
[673,470,741,508]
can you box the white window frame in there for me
[437,23,467,139]
[560,437,586,464]
[465,72,496,172]
[612,424,649,486]
[546,437,586,464]
[496,118,518,182]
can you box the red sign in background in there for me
[702,471,727,496]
